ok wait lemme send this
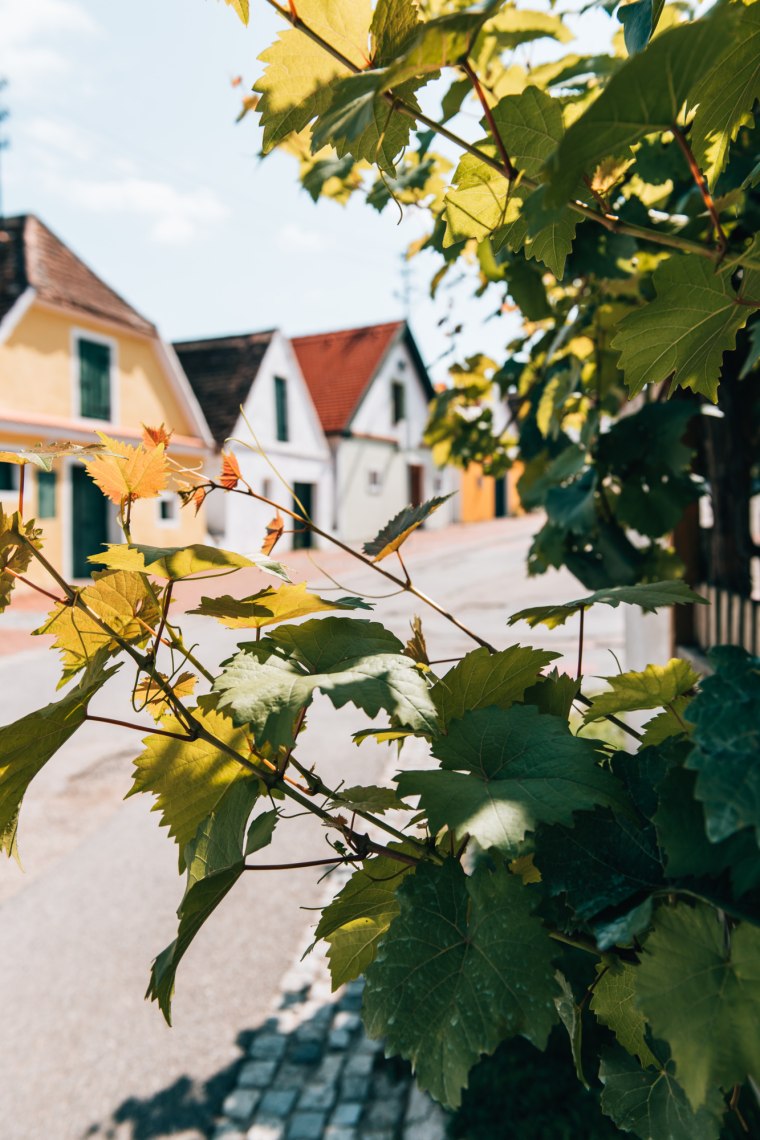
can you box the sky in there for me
[0,0,613,380]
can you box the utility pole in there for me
[395,252,413,321]
[0,79,9,223]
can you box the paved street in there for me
[0,517,624,1140]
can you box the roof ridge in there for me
[173,328,278,349]
[291,319,404,344]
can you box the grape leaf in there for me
[314,852,414,989]
[84,434,168,503]
[486,5,572,50]
[554,971,587,1087]
[224,0,249,24]
[591,961,658,1070]
[129,693,254,868]
[35,569,161,686]
[255,0,372,152]
[618,0,665,56]
[245,807,278,856]
[370,0,419,64]
[147,777,261,1023]
[382,0,505,88]
[432,644,558,731]
[0,653,117,841]
[362,494,454,561]
[509,580,704,630]
[311,71,423,175]
[0,806,20,865]
[583,659,700,723]
[444,145,509,246]
[612,256,760,402]
[328,784,408,815]
[188,583,370,629]
[546,13,734,204]
[689,0,760,187]
[685,646,760,845]
[0,439,105,472]
[523,669,579,720]
[599,1047,724,1140]
[397,704,622,855]
[363,858,558,1108]
[89,542,289,582]
[635,903,760,1109]
[0,507,42,614]
[214,617,439,749]
[134,672,197,722]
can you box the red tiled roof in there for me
[0,214,156,336]
[292,321,404,434]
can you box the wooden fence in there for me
[693,583,760,656]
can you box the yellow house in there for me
[458,462,524,522]
[0,215,213,581]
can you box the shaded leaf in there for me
[214,617,439,750]
[328,784,408,815]
[89,542,289,582]
[599,1046,724,1139]
[363,858,558,1108]
[398,704,622,855]
[523,669,579,720]
[0,508,42,614]
[554,971,587,1087]
[591,960,658,1070]
[432,644,558,731]
[134,672,197,722]
[509,580,704,630]
[245,808,278,856]
[0,439,106,472]
[583,659,700,723]
[188,583,370,629]
[404,615,429,665]
[363,494,454,561]
[618,0,665,56]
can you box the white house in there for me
[174,320,456,554]
[292,320,457,545]
[174,328,332,553]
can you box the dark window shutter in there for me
[79,339,111,420]
[38,470,57,518]
[274,376,289,442]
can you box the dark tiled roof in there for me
[0,214,156,335]
[173,331,276,447]
[291,321,406,434]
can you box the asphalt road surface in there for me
[0,517,625,1140]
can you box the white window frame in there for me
[71,327,119,424]
[367,469,383,495]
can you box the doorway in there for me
[71,464,110,578]
[292,482,314,549]
[408,464,424,508]
[495,476,508,518]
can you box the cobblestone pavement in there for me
[212,939,449,1140]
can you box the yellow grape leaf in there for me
[84,433,169,504]
[0,507,42,613]
[128,694,254,867]
[188,582,371,629]
[220,452,242,490]
[0,440,106,472]
[34,569,161,685]
[363,494,454,562]
[135,671,197,721]
[262,513,285,555]
[89,542,290,581]
[142,423,173,449]
[224,0,249,23]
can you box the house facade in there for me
[175,329,333,553]
[0,215,212,581]
[175,320,457,554]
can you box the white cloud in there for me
[0,0,98,88]
[276,223,328,254]
[26,116,91,162]
[63,176,228,246]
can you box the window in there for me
[0,462,17,492]
[391,380,406,425]
[274,376,289,442]
[367,470,382,495]
[157,492,178,525]
[78,338,111,420]
[37,470,57,519]
[262,478,273,500]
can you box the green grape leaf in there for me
[685,646,760,845]
[352,727,425,746]
[0,508,42,614]
[89,542,289,582]
[311,71,422,175]
[245,808,278,856]
[523,669,579,720]
[545,469,597,533]
[591,961,658,1070]
[546,14,733,203]
[1,805,20,865]
[534,808,663,926]
[612,256,760,402]
[383,1,504,88]
[35,570,161,686]
[362,494,454,561]
[444,146,509,247]
[689,1,760,187]
[315,853,414,989]
[583,659,700,723]
[188,583,371,629]
[491,85,564,179]
[486,5,572,50]
[599,1047,725,1139]
[147,777,261,1023]
[509,580,703,630]
[254,0,372,153]
[0,653,117,842]
[363,858,558,1108]
[635,903,760,1109]
[593,897,654,956]
[431,644,559,731]
[214,617,438,750]
[618,0,665,56]
[397,704,622,855]
[371,0,420,65]
[554,971,587,1087]
[129,693,254,868]
[328,784,409,815]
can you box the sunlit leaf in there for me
[188,582,370,629]
[362,494,454,561]
[84,433,169,504]
[89,542,289,582]
[583,659,700,723]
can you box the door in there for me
[408,464,424,508]
[495,476,508,518]
[292,482,314,550]
[71,465,110,578]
